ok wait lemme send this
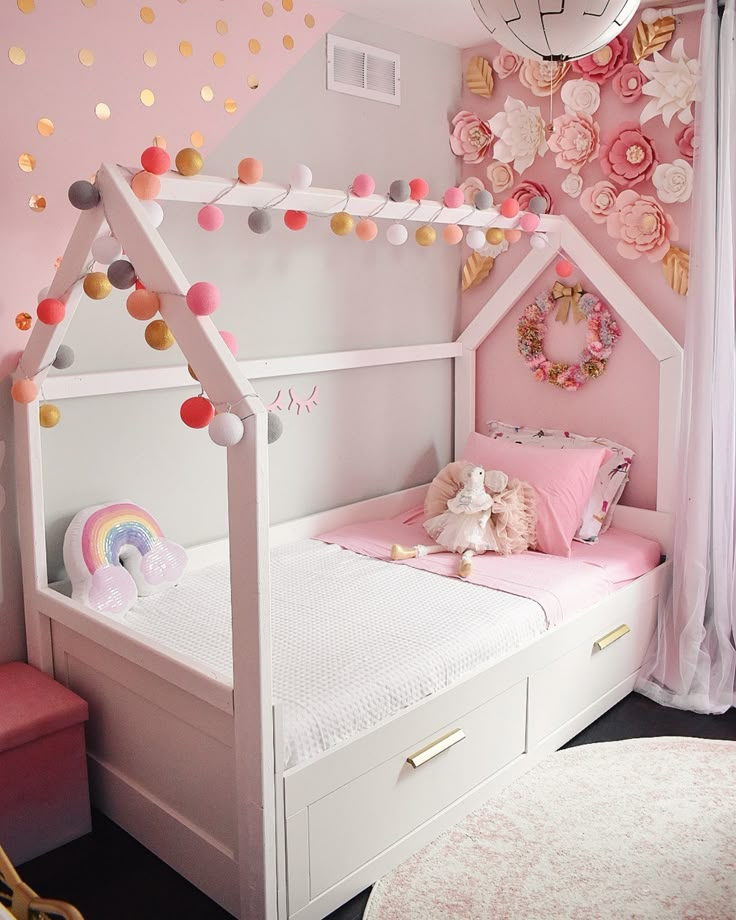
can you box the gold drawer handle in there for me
[594,624,630,652]
[406,728,465,769]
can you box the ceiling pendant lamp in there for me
[469,0,641,61]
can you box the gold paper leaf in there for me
[633,16,676,64]
[662,246,689,295]
[462,252,494,291]
[465,55,494,98]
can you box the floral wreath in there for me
[517,288,621,391]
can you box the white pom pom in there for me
[290,164,312,191]
[387,224,408,246]
[140,199,164,228]
[642,7,669,23]
[91,236,123,265]
[530,232,547,250]
[467,228,486,251]
[208,412,245,447]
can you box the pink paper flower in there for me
[599,123,658,187]
[450,110,493,164]
[492,48,522,79]
[572,35,628,84]
[606,190,679,261]
[580,180,618,223]
[486,161,515,194]
[518,58,570,96]
[548,111,600,174]
[676,122,695,159]
[510,180,552,213]
[459,176,487,205]
[612,63,644,104]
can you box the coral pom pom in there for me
[238,157,263,184]
[180,396,215,429]
[131,171,161,200]
[556,259,574,278]
[126,289,160,321]
[141,146,171,175]
[37,298,65,325]
[500,198,520,218]
[443,224,463,245]
[11,379,38,404]
[356,218,378,241]
[284,210,308,231]
[409,178,429,201]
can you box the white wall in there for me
[36,17,462,582]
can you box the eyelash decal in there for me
[266,389,285,412]
[288,385,319,415]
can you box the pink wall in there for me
[457,13,701,509]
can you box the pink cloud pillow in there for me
[462,432,611,557]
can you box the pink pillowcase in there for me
[462,432,611,558]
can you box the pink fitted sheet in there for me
[318,507,661,629]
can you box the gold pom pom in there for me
[83,271,112,300]
[187,363,198,381]
[330,211,354,236]
[485,227,505,246]
[145,319,175,350]
[39,403,61,428]
[415,225,437,247]
[175,147,204,177]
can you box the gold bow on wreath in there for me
[552,281,584,324]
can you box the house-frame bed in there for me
[14,163,682,920]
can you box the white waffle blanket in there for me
[125,540,547,769]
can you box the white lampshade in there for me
[470,0,640,61]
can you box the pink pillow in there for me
[462,432,611,557]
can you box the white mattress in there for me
[125,540,547,769]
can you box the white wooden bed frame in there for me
[14,164,682,920]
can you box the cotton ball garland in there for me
[356,218,378,242]
[126,289,160,320]
[290,163,312,190]
[39,403,61,429]
[140,146,171,175]
[530,233,547,250]
[528,195,548,215]
[386,223,408,246]
[107,259,137,290]
[186,281,219,316]
[443,187,464,209]
[83,271,112,300]
[389,179,410,202]
[52,345,75,369]
[500,198,520,219]
[556,259,574,278]
[352,173,375,197]
[505,228,522,243]
[284,210,308,231]
[145,319,175,350]
[91,236,123,265]
[198,205,224,231]
[268,411,283,444]
[485,227,505,246]
[238,157,263,184]
[209,412,244,446]
[409,178,429,201]
[220,330,238,355]
[180,396,215,429]
[141,199,164,228]
[248,210,272,234]
[467,228,486,251]
[415,225,436,247]
[175,147,204,177]
[11,379,38,404]
[330,212,354,236]
[443,224,463,245]
[131,171,161,200]
[37,298,65,325]
[68,180,100,210]
[519,213,540,233]
[474,190,493,210]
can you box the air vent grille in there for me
[327,35,400,106]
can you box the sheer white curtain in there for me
[637,0,736,713]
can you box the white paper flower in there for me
[560,79,601,116]
[561,173,584,198]
[639,39,699,127]
[652,158,694,203]
[480,238,510,258]
[458,176,487,205]
[489,97,548,175]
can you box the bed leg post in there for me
[454,347,476,459]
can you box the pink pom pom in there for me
[186,281,219,316]
[520,212,540,232]
[409,177,429,201]
[443,187,464,209]
[352,173,375,197]
[219,330,238,356]
[500,198,520,219]
[197,205,224,231]
[556,259,574,278]
[356,218,378,241]
[443,224,463,245]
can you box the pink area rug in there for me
[365,737,736,920]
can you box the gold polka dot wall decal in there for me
[282,0,293,11]
[213,51,225,67]
[9,46,26,65]
[29,194,46,212]
[140,6,155,24]
[283,34,294,50]
[153,134,166,148]
[262,2,273,16]
[140,88,155,106]
[16,312,33,331]
[78,48,94,66]
[304,13,315,27]
[143,49,157,67]
[81,0,96,6]
[200,84,214,102]
[249,38,261,54]
[95,102,111,120]
[190,130,204,148]
[37,117,54,136]
[216,19,228,34]
[179,40,192,57]
[224,98,237,113]
[247,73,259,89]
[18,153,36,172]
[17,0,35,12]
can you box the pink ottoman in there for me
[0,662,91,864]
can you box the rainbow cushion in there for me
[63,502,187,616]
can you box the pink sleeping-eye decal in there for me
[266,389,285,411]
[289,385,319,415]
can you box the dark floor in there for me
[18,693,736,920]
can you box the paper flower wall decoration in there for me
[518,59,570,96]
[450,110,494,164]
[612,64,645,104]
[571,36,628,84]
[606,190,678,261]
[579,180,618,223]
[486,162,515,194]
[562,174,584,198]
[599,123,658,186]
[653,159,694,203]
[459,176,488,204]
[510,181,552,213]
[639,39,699,127]
[548,112,600,174]
[492,49,522,79]
[489,97,548,175]
[675,123,695,159]
[560,79,600,116]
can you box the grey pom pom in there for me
[267,412,283,444]
[474,190,493,211]
[389,179,410,202]
[68,180,100,211]
[52,345,75,369]
[248,210,272,234]
[528,195,548,215]
[107,259,137,290]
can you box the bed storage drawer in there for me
[527,594,658,746]
[307,679,526,897]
